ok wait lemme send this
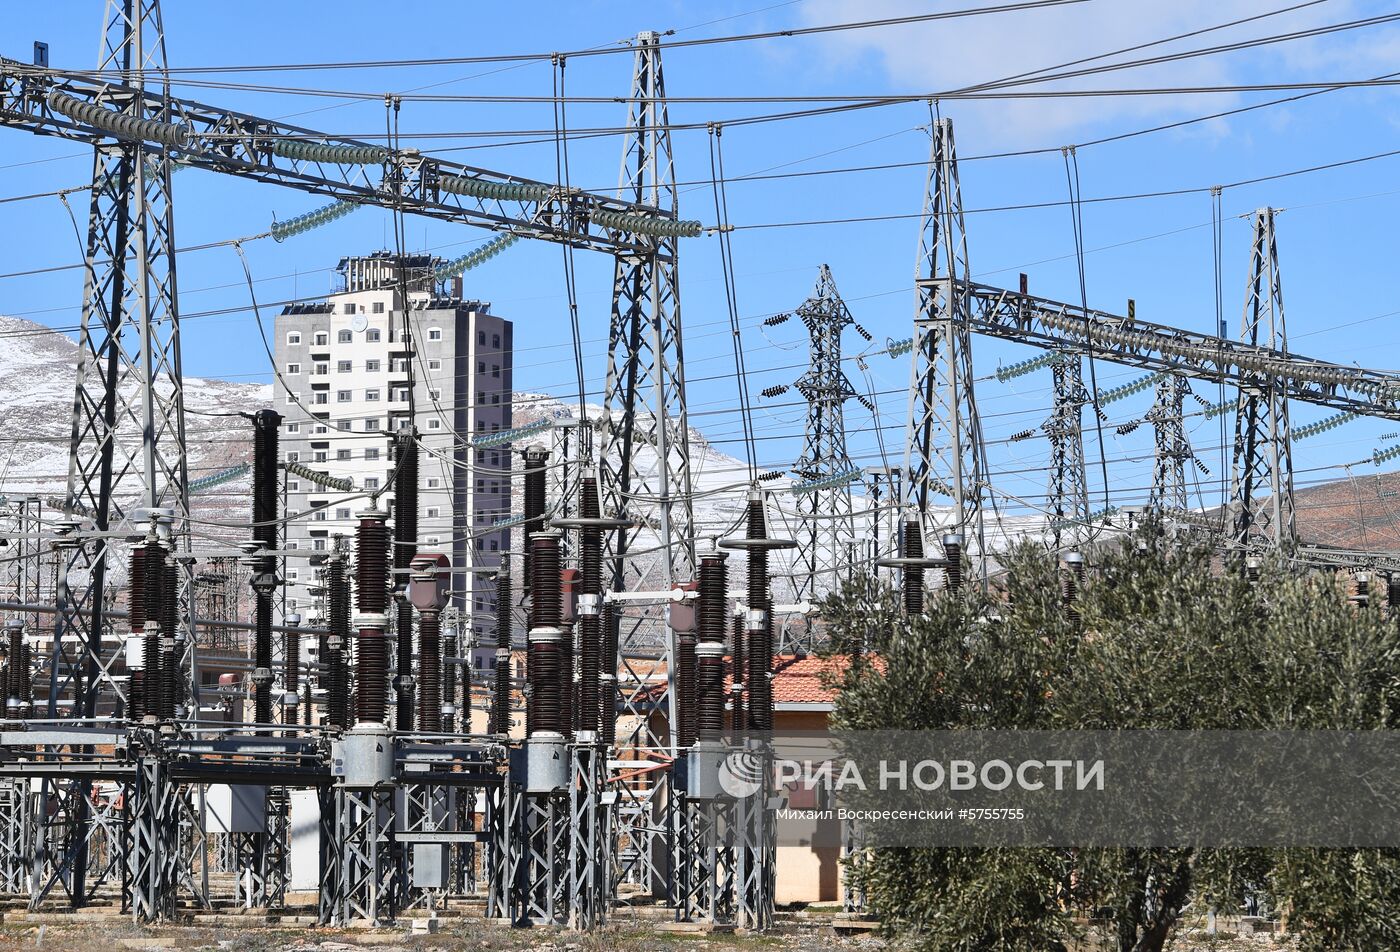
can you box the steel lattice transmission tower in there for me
[598,30,697,896]
[40,0,191,911]
[55,0,190,718]
[789,265,860,625]
[905,118,988,568]
[1149,374,1194,512]
[1043,354,1091,550]
[1229,208,1296,551]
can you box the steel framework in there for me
[788,265,860,642]
[1043,354,1091,550]
[1229,208,1296,551]
[904,119,988,570]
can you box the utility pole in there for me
[1229,208,1296,551]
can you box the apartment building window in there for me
[286,362,301,375]
[313,392,327,405]
[287,331,302,345]
[428,359,441,371]
[336,449,351,461]
[373,302,385,314]
[314,450,327,463]
[429,388,442,401]
[337,420,351,431]
[426,507,440,519]
[426,477,441,489]
[286,451,300,463]
[365,359,380,372]
[366,328,381,342]
[288,480,300,492]
[492,394,500,405]
[314,508,327,521]
[477,361,485,374]
[493,334,500,348]
[337,360,352,372]
[314,332,328,346]
[287,569,298,580]
[364,418,380,431]
[285,393,297,406]
[426,536,440,544]
[313,539,327,551]
[365,389,380,402]
[286,422,300,434]
[365,447,380,461]
[314,424,328,434]
[396,418,411,431]
[313,362,328,375]
[365,477,380,490]
[427,327,442,341]
[426,419,441,431]
[338,330,353,343]
[336,390,351,403]
[343,303,355,315]
[491,364,500,378]
[337,507,351,519]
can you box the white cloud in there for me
[794,0,1388,144]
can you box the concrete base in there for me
[656,920,736,934]
[831,915,881,933]
[411,916,440,934]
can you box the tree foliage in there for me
[824,530,1400,951]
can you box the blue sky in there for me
[5,0,1400,534]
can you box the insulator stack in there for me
[127,548,147,720]
[576,478,603,735]
[393,433,419,732]
[676,624,697,748]
[942,534,963,594]
[442,625,458,733]
[326,554,351,729]
[530,534,562,629]
[1063,553,1086,624]
[696,552,729,742]
[731,611,746,741]
[356,510,390,725]
[559,622,575,738]
[745,498,774,733]
[600,603,618,746]
[492,571,512,735]
[160,559,177,721]
[903,520,926,615]
[522,446,550,592]
[528,533,564,737]
[143,542,166,722]
[283,624,300,726]
[528,629,563,735]
[251,409,282,728]
[1388,573,1400,615]
[18,643,31,712]
[417,610,442,732]
[6,621,23,720]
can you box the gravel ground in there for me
[0,915,1300,951]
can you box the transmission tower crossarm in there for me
[948,279,1400,419]
[0,63,691,255]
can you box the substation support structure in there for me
[1043,352,1092,551]
[0,0,782,926]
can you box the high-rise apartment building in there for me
[274,253,512,650]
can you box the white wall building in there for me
[274,253,512,654]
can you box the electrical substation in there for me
[2,0,1400,941]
